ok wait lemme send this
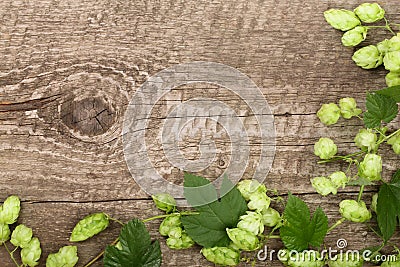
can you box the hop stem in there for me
[357,185,365,203]
[4,243,20,267]
[327,218,346,233]
[83,237,119,267]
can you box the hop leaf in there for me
[324,9,361,31]
[0,195,21,225]
[363,93,398,128]
[70,212,109,242]
[11,224,33,248]
[46,246,78,267]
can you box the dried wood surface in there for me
[0,0,399,266]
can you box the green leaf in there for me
[280,194,328,251]
[181,174,247,248]
[103,219,161,267]
[377,169,400,242]
[376,85,400,102]
[363,93,398,128]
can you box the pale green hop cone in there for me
[46,246,78,267]
[324,9,361,31]
[384,51,400,72]
[311,176,337,196]
[159,214,182,236]
[201,247,240,266]
[338,97,362,119]
[341,26,367,47]
[358,154,382,181]
[226,228,260,251]
[0,195,21,225]
[0,223,11,244]
[339,200,371,223]
[166,231,194,250]
[352,45,383,69]
[247,192,271,211]
[260,207,281,227]
[152,193,177,213]
[70,212,109,242]
[354,129,377,152]
[317,103,341,125]
[354,3,385,23]
[314,138,337,160]
[10,224,33,248]
[386,71,400,87]
[237,211,264,235]
[21,237,41,267]
[236,179,266,201]
[329,171,349,189]
[388,132,400,154]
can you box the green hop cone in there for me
[0,223,11,244]
[338,97,362,119]
[388,34,400,52]
[386,71,400,87]
[152,193,176,213]
[21,237,41,267]
[384,51,400,72]
[327,255,363,267]
[70,212,109,242]
[166,231,194,250]
[371,193,378,213]
[354,129,378,152]
[354,3,385,23]
[236,179,266,201]
[377,39,391,55]
[201,247,240,266]
[317,103,341,125]
[237,211,264,235]
[247,192,271,211]
[314,138,337,160]
[311,176,337,196]
[324,9,361,31]
[159,214,181,236]
[388,132,400,154]
[226,228,260,251]
[46,246,79,267]
[0,195,21,224]
[341,26,367,47]
[285,250,326,267]
[339,200,371,223]
[352,45,383,69]
[11,224,33,248]
[358,154,382,181]
[261,208,281,227]
[329,171,349,189]
[168,227,182,239]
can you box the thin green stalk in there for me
[357,185,365,202]
[384,17,396,35]
[377,128,400,146]
[327,218,346,233]
[4,243,20,267]
[318,151,364,164]
[107,215,124,226]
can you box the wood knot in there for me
[60,97,116,137]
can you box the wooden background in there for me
[1,0,399,266]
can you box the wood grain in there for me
[1,0,399,266]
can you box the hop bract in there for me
[0,223,10,244]
[314,138,337,160]
[0,195,21,225]
[354,129,377,152]
[339,200,371,223]
[311,176,337,196]
[329,171,349,189]
[352,45,383,69]
[354,3,385,23]
[317,103,341,125]
[247,192,271,211]
[237,179,266,201]
[237,211,264,235]
[386,71,400,87]
[324,9,361,31]
[226,228,260,251]
[388,132,400,154]
[21,237,41,267]
[261,208,281,227]
[159,214,182,236]
[328,255,363,267]
[338,97,362,119]
[341,26,367,47]
[201,247,240,266]
[152,193,177,213]
[46,246,79,267]
[10,224,33,248]
[358,154,382,181]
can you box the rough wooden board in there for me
[1,195,398,266]
[1,0,400,266]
